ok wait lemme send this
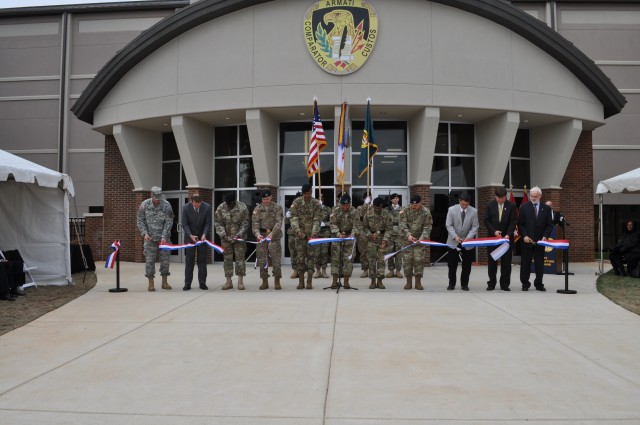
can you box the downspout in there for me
[58,12,70,173]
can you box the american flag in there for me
[307,98,327,177]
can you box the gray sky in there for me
[1,0,156,8]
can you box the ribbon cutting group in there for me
[104,184,569,293]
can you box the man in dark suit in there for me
[484,186,517,291]
[518,186,553,291]
[182,193,212,291]
[445,193,479,291]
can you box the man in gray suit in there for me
[445,193,479,291]
[182,193,212,291]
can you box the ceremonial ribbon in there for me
[239,237,272,269]
[536,239,570,250]
[105,240,120,269]
[159,239,225,254]
[384,240,457,262]
[461,237,510,248]
[308,236,355,246]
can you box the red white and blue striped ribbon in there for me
[537,239,570,250]
[384,240,457,262]
[159,239,225,254]
[236,238,271,245]
[461,237,510,248]
[308,236,355,246]
[105,240,120,269]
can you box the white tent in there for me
[0,150,75,285]
[595,167,640,274]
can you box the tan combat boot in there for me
[330,275,338,289]
[343,277,351,289]
[396,269,404,278]
[321,267,329,278]
[386,270,394,278]
[291,270,298,279]
[313,267,322,278]
[360,269,369,278]
[306,272,313,290]
[237,276,245,290]
[404,276,413,290]
[297,275,305,290]
[222,276,233,290]
[369,278,376,289]
[274,278,282,290]
[148,277,155,292]
[161,275,172,290]
[415,275,424,290]
[259,278,269,290]
[376,277,385,289]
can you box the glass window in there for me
[215,158,237,188]
[511,159,530,189]
[503,164,510,187]
[435,123,448,154]
[239,158,256,188]
[451,156,475,187]
[280,155,309,186]
[512,129,530,158]
[373,155,407,186]
[431,156,449,187]
[373,122,407,152]
[280,122,335,154]
[162,133,179,161]
[450,124,475,155]
[239,125,252,156]
[162,162,181,191]
[215,127,238,157]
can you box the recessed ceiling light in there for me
[163,123,168,126]
[523,119,529,123]
[224,117,230,120]
[457,114,463,118]
[299,112,305,116]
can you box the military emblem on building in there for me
[304,0,379,75]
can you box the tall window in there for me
[162,133,186,190]
[430,123,476,261]
[503,129,531,189]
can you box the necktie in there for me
[498,204,503,222]
[534,204,538,216]
[461,209,466,225]
[195,207,199,214]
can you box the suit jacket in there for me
[518,201,553,242]
[445,204,479,250]
[182,202,212,239]
[484,200,517,241]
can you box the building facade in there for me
[1,0,636,263]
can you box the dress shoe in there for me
[461,286,469,291]
[199,284,209,290]
[521,286,529,291]
[182,284,191,291]
[11,287,26,296]
[447,284,455,291]
[500,287,511,292]
[486,282,496,291]
[1,293,17,301]
[535,285,546,292]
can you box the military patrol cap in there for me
[151,186,164,199]
[301,183,312,193]
[224,192,236,204]
[261,190,272,198]
[340,194,351,205]
[391,193,400,199]
[295,191,302,197]
[372,197,385,207]
[410,195,421,204]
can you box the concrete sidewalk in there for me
[1,261,640,424]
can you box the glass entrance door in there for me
[165,193,188,262]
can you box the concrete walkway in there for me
[1,261,640,424]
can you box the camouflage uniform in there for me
[290,196,322,274]
[252,201,284,279]
[136,198,174,279]
[214,201,249,277]
[387,203,404,275]
[329,205,360,277]
[315,203,332,275]
[399,205,433,277]
[356,204,370,275]
[362,207,392,284]
[285,207,298,276]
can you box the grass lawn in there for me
[597,270,640,316]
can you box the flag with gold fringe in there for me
[357,98,378,178]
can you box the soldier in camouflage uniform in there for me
[386,193,404,279]
[214,192,249,290]
[398,195,433,290]
[362,197,392,289]
[136,186,174,292]
[329,194,359,289]
[252,190,284,290]
[285,191,301,279]
[355,197,371,277]
[314,196,331,279]
[290,183,322,289]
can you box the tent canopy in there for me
[0,150,74,285]
[596,167,640,195]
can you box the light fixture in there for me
[523,119,529,123]
[299,112,305,116]
[224,117,230,120]
[163,123,168,126]
[457,114,463,118]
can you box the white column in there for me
[408,107,440,185]
[246,109,278,186]
[476,111,520,187]
[531,119,583,189]
[171,115,213,189]
[112,124,161,191]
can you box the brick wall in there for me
[84,214,104,261]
